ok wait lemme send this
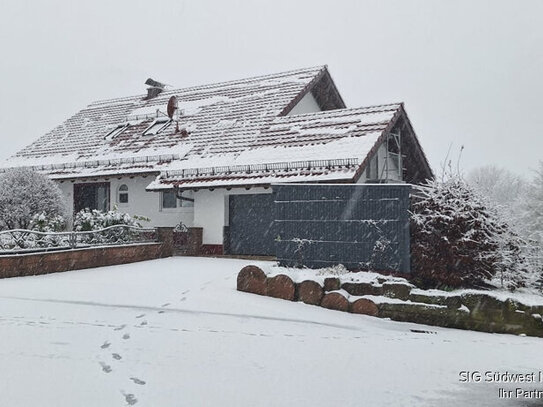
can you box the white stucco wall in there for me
[56,175,194,229]
[193,187,272,245]
[287,92,321,115]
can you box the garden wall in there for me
[0,228,174,279]
[173,227,203,256]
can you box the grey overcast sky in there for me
[0,0,541,176]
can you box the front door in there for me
[74,183,110,213]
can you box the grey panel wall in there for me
[228,194,276,256]
[274,184,411,273]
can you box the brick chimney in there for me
[144,78,166,100]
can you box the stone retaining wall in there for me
[237,265,543,338]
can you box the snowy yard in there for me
[0,257,541,406]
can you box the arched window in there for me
[118,184,129,204]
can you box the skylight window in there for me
[143,118,172,136]
[104,124,129,140]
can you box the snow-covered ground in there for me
[0,257,541,406]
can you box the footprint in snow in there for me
[122,333,130,340]
[114,324,126,331]
[158,310,165,314]
[130,377,146,385]
[100,341,111,349]
[135,314,145,319]
[161,303,170,307]
[112,353,122,360]
[181,290,190,295]
[140,321,148,326]
[99,362,112,373]
[179,297,186,302]
[200,281,212,290]
[122,392,138,405]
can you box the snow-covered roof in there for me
[147,104,402,189]
[2,66,431,188]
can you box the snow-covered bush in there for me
[73,207,149,231]
[410,175,528,290]
[0,168,66,230]
[73,208,150,245]
[29,212,66,232]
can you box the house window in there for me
[74,183,110,213]
[118,184,129,204]
[104,124,128,140]
[143,118,171,136]
[162,190,177,209]
[161,190,194,209]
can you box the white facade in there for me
[287,92,321,115]
[57,176,194,228]
[58,176,274,245]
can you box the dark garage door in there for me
[228,194,275,256]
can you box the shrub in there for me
[0,168,66,230]
[72,207,150,245]
[410,175,528,290]
[29,212,66,232]
[73,207,149,231]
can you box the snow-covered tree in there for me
[0,168,66,230]
[467,163,543,291]
[467,165,525,210]
[411,175,528,289]
[518,161,543,245]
